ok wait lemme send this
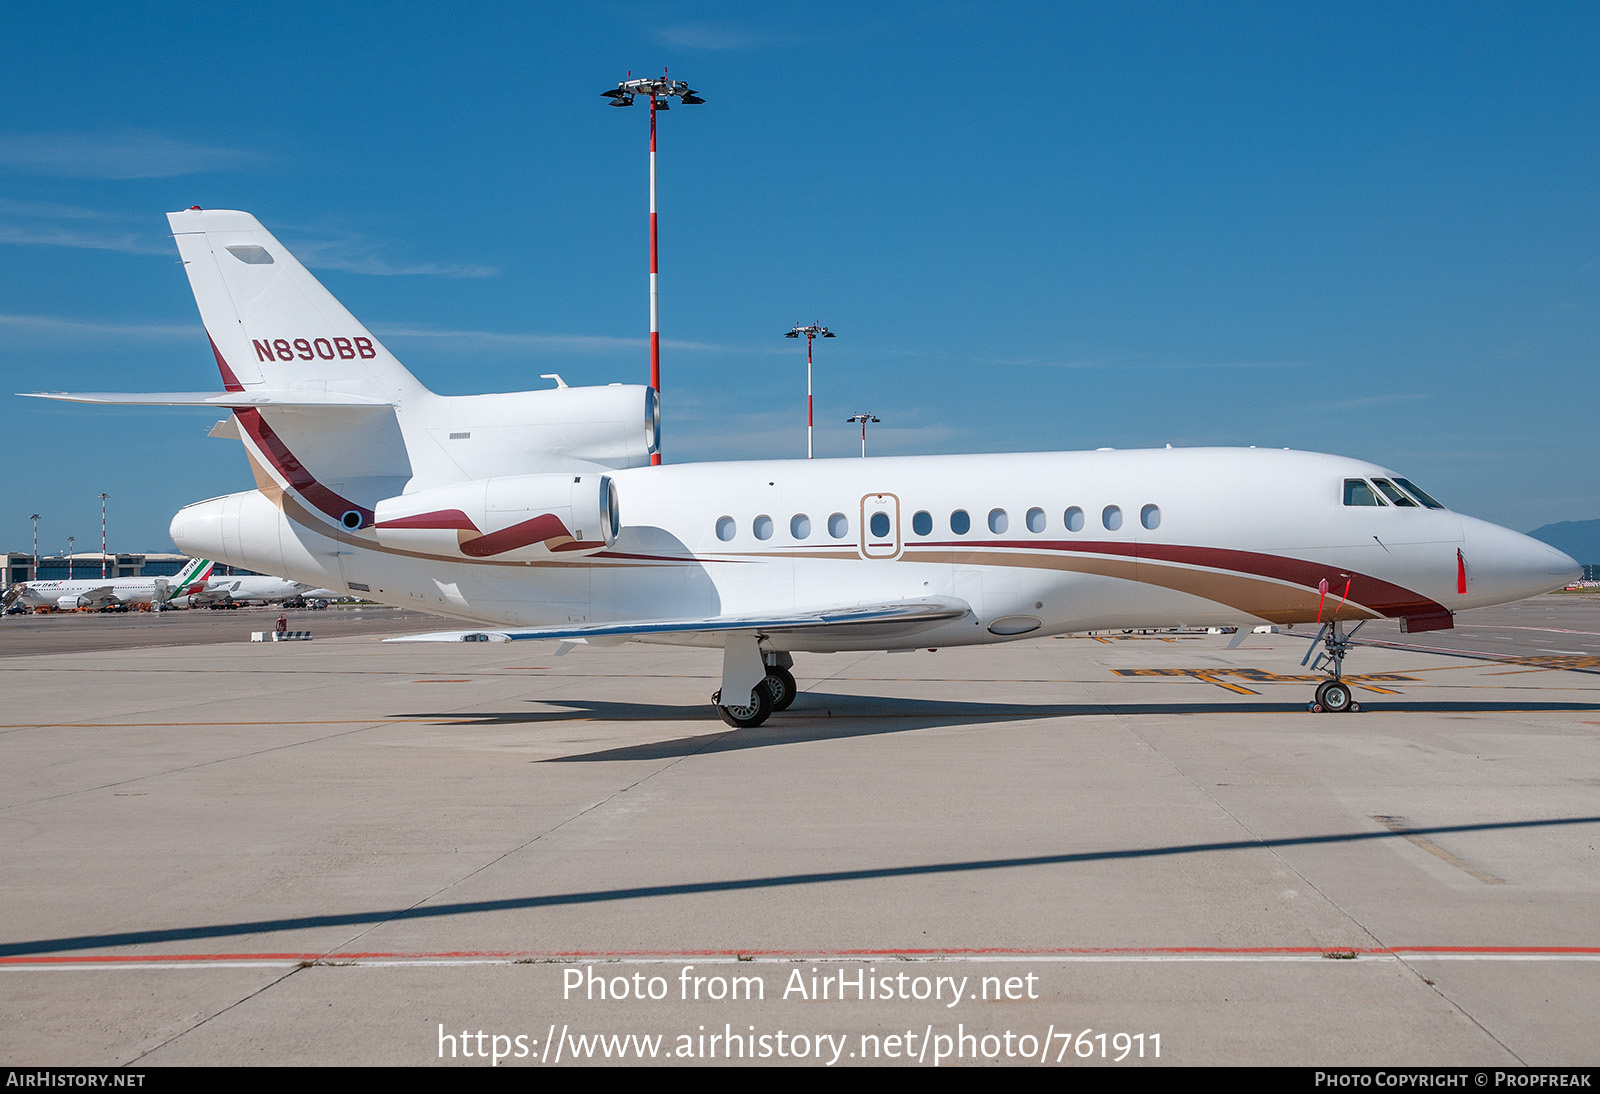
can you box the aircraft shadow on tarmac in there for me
[5,815,1598,959]
[388,694,1600,764]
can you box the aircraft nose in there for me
[1462,518,1582,603]
[1554,546,1584,585]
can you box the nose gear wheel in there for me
[1301,620,1365,714]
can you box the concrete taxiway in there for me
[1,596,1597,1066]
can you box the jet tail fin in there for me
[171,558,216,597]
[166,208,430,406]
[163,210,423,511]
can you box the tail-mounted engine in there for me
[372,474,620,561]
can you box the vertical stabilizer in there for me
[166,208,431,406]
[166,209,426,515]
[173,558,216,595]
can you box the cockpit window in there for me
[1343,479,1385,507]
[1371,478,1418,507]
[1394,478,1446,510]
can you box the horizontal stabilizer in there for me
[20,391,392,408]
[386,597,971,644]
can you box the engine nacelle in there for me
[431,384,660,477]
[57,595,87,610]
[373,473,619,561]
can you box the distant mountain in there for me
[1526,518,1600,565]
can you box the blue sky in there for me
[2,2,1596,552]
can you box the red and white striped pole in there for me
[806,332,814,459]
[846,413,879,457]
[649,92,661,465]
[99,493,109,578]
[603,74,701,467]
[786,324,835,458]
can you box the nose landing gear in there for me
[1303,620,1365,714]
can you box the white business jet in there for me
[4,557,215,612]
[24,210,1580,725]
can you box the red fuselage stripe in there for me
[235,408,374,526]
[923,538,1446,619]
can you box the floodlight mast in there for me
[846,412,880,457]
[785,323,836,458]
[99,493,109,578]
[29,514,40,576]
[602,72,704,466]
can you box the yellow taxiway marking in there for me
[1112,667,1419,694]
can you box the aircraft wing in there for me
[20,391,391,408]
[385,596,971,644]
[72,586,118,607]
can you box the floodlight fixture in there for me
[846,412,880,457]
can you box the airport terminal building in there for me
[2,553,259,585]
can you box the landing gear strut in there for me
[1302,620,1364,714]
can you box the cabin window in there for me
[828,512,849,539]
[1064,506,1085,532]
[1394,478,1446,509]
[988,508,1009,534]
[753,514,774,540]
[791,514,811,539]
[951,509,971,535]
[1026,507,1046,533]
[912,510,932,536]
[1343,479,1386,506]
[1141,504,1161,530]
[1372,478,1418,507]
[1103,505,1123,531]
[870,512,891,537]
[716,516,736,541]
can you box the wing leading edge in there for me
[20,391,391,408]
[384,596,972,644]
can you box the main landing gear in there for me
[1302,620,1364,714]
[713,685,772,728]
[711,652,796,728]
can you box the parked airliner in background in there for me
[3,557,214,612]
[181,574,313,608]
[25,210,1581,724]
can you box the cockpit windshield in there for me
[1372,478,1418,507]
[1343,479,1385,506]
[1394,478,1446,509]
[1343,477,1449,510]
